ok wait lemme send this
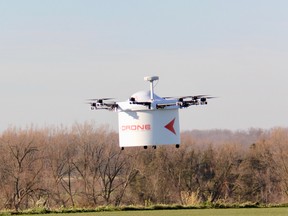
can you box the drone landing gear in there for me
[152,145,157,149]
[143,146,148,149]
[121,147,124,150]
[176,144,180,148]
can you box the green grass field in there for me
[21,208,288,216]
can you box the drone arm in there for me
[176,96,213,108]
[87,98,119,111]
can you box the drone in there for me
[88,76,213,150]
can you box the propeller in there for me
[175,95,216,107]
[86,98,119,111]
[87,98,114,101]
[172,95,210,102]
[164,95,209,100]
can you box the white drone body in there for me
[88,76,211,150]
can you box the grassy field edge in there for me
[1,202,288,215]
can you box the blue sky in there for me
[1,0,288,131]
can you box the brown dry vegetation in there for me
[0,123,288,211]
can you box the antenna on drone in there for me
[144,76,159,101]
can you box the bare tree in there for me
[238,139,281,203]
[99,136,125,205]
[71,123,106,206]
[45,126,77,207]
[267,128,288,202]
[0,128,45,211]
[0,125,287,210]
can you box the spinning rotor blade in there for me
[103,101,117,105]
[164,95,209,100]
[186,95,208,99]
[86,98,114,101]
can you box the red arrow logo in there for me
[165,118,176,135]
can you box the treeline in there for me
[0,123,288,211]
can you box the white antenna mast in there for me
[144,76,159,101]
